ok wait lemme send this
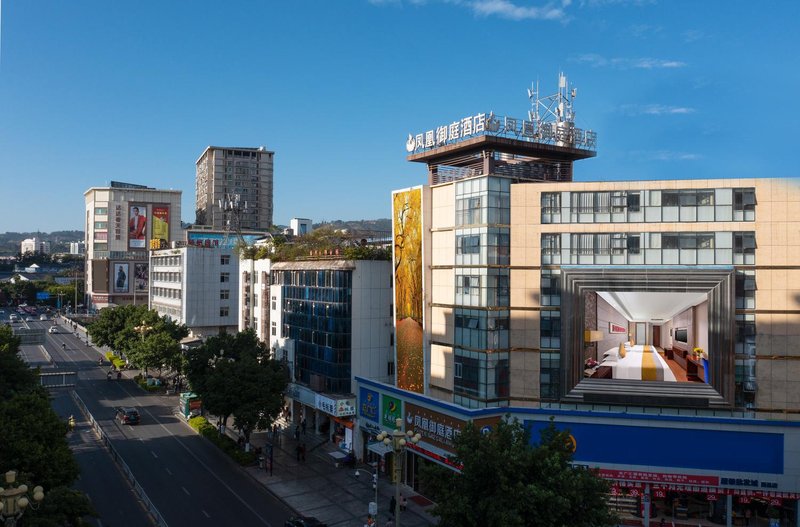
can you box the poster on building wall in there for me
[113,263,129,293]
[393,188,424,393]
[128,204,147,249]
[134,263,149,293]
[381,395,402,428]
[151,206,170,246]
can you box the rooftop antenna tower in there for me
[528,72,578,146]
[218,193,249,247]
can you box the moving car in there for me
[48,326,58,334]
[39,314,48,321]
[285,517,328,527]
[115,407,140,425]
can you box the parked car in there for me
[285,517,327,527]
[115,407,140,425]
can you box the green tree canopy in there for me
[421,418,617,527]
[185,330,287,445]
[87,304,188,375]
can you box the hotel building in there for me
[356,79,800,523]
[83,181,182,310]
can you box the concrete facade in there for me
[149,246,239,337]
[83,184,182,310]
[195,146,274,231]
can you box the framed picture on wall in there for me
[609,322,627,334]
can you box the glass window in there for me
[220,272,230,283]
[626,192,641,212]
[456,235,481,254]
[542,192,561,212]
[662,191,680,206]
[220,307,229,317]
[540,310,561,349]
[627,235,641,254]
[220,255,230,265]
[220,289,230,300]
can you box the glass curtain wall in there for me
[453,176,510,408]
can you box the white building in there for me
[237,257,272,342]
[149,246,240,337]
[69,241,86,255]
[84,181,182,309]
[20,238,50,255]
[289,218,312,236]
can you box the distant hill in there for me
[0,231,84,256]
[313,219,391,236]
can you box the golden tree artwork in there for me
[393,188,424,393]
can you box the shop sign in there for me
[404,403,462,451]
[381,395,402,428]
[769,498,782,507]
[114,205,122,241]
[361,420,382,435]
[597,469,719,486]
[359,387,379,423]
[706,494,718,501]
[336,398,356,417]
[738,496,752,504]
[315,394,336,415]
[652,489,667,499]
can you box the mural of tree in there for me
[393,188,424,392]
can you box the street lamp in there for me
[376,418,421,527]
[0,470,45,526]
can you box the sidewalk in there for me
[237,424,438,527]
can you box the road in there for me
[21,317,295,527]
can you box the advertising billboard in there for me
[359,387,379,423]
[128,205,147,249]
[134,263,149,293]
[381,395,402,428]
[186,232,262,249]
[393,188,424,393]
[113,263,129,293]
[151,205,170,245]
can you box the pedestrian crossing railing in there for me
[71,390,169,527]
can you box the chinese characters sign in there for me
[315,394,355,417]
[405,112,597,154]
[382,395,402,428]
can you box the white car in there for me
[48,326,58,334]
[39,314,49,321]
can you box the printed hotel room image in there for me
[583,291,710,384]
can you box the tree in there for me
[0,326,95,525]
[186,330,287,445]
[421,418,617,527]
[87,304,188,375]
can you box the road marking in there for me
[181,486,190,496]
[202,510,211,518]
[97,377,278,526]
[165,467,172,476]
[151,450,158,459]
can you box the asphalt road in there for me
[20,317,294,527]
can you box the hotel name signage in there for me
[406,112,597,154]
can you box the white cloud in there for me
[682,29,705,43]
[648,151,702,161]
[620,104,695,116]
[367,0,572,21]
[629,23,662,38]
[469,0,568,20]
[573,54,686,69]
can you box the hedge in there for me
[188,416,257,466]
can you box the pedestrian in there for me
[399,493,407,511]
[385,519,395,527]
[301,417,307,435]
[300,442,306,462]
[295,444,302,462]
[294,425,300,441]
[389,495,397,517]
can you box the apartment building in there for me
[195,146,274,231]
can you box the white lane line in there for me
[165,467,172,476]
[109,380,276,526]
[202,510,211,518]
[151,450,158,459]
[181,486,190,496]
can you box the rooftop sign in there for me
[405,112,597,154]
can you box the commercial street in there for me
[21,318,294,527]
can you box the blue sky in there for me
[1,0,798,232]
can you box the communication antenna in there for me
[218,193,249,247]
[527,72,578,146]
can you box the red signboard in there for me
[597,469,719,486]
